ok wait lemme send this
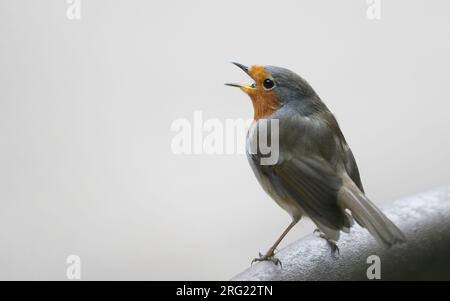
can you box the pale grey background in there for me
[0,0,449,280]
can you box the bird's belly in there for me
[257,172,305,220]
[246,121,304,219]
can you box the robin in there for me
[226,63,406,265]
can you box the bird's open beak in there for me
[230,62,249,75]
[225,62,255,93]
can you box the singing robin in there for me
[226,63,406,265]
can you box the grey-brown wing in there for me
[320,110,365,193]
[251,153,351,231]
[273,156,351,230]
[342,142,364,193]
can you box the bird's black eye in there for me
[263,78,275,90]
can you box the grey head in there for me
[226,63,328,117]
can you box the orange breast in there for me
[250,91,279,120]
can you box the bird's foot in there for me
[314,229,340,256]
[251,251,282,268]
[325,239,340,256]
[313,228,322,236]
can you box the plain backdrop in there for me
[1,0,449,280]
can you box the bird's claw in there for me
[326,240,340,256]
[251,252,282,268]
[314,229,340,256]
[313,228,322,236]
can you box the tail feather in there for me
[338,183,406,248]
